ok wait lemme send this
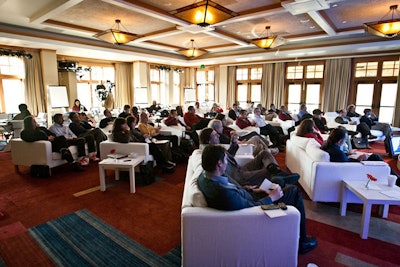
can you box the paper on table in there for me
[360,161,387,166]
[380,190,400,199]
[259,179,278,192]
[264,209,287,218]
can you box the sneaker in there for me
[167,161,176,167]
[79,157,89,166]
[60,148,73,163]
[269,147,279,155]
[90,153,100,162]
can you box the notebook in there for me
[107,153,127,159]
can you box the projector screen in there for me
[48,85,69,108]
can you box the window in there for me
[285,62,324,113]
[76,64,115,110]
[236,66,262,109]
[0,56,25,113]
[196,68,214,106]
[352,57,399,123]
[172,71,180,105]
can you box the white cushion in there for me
[305,139,330,162]
[290,135,310,149]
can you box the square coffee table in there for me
[99,156,144,193]
[340,179,400,239]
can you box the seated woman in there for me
[112,116,175,172]
[321,127,400,186]
[296,119,324,145]
[20,116,84,171]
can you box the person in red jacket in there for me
[235,110,256,129]
[164,109,188,129]
[183,106,210,131]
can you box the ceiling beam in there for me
[30,0,84,24]
[308,10,337,36]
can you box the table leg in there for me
[99,165,106,192]
[382,204,389,218]
[129,166,136,193]
[340,182,348,216]
[115,169,120,180]
[361,202,372,239]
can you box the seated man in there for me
[118,104,131,118]
[346,104,360,118]
[99,109,116,129]
[278,105,294,121]
[21,116,84,171]
[199,127,299,187]
[164,109,188,129]
[228,103,240,120]
[251,108,285,150]
[312,109,329,134]
[360,108,391,138]
[49,113,97,166]
[197,144,317,254]
[183,105,210,131]
[69,112,106,159]
[335,109,375,148]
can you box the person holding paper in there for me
[199,128,299,187]
[197,144,317,254]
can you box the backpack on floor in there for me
[138,161,155,185]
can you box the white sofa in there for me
[11,138,84,174]
[181,149,301,267]
[286,135,390,202]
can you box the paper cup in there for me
[387,175,397,187]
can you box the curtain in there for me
[262,63,274,107]
[323,58,351,112]
[227,66,236,108]
[115,63,133,109]
[214,66,220,104]
[273,62,285,107]
[24,51,46,115]
[392,56,400,127]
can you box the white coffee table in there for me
[340,179,400,239]
[99,156,144,193]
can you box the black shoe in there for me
[368,135,378,140]
[299,236,317,254]
[162,166,175,173]
[266,163,280,175]
[72,162,85,172]
[60,148,74,163]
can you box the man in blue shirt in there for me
[197,144,317,254]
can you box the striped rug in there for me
[28,209,180,267]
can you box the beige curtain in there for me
[392,56,400,127]
[214,66,220,104]
[115,63,133,109]
[227,66,236,107]
[261,63,274,107]
[24,51,46,115]
[273,62,285,106]
[323,58,351,112]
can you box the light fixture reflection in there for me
[94,19,138,45]
[170,0,238,27]
[251,26,287,49]
[177,39,208,58]
[364,5,400,38]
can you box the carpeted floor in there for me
[0,140,399,266]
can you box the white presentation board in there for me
[48,85,69,108]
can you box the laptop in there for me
[387,136,400,158]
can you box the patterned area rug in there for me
[28,209,180,267]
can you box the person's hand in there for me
[348,149,357,155]
[48,136,55,142]
[357,153,369,161]
[350,121,357,125]
[143,134,150,139]
[267,185,283,202]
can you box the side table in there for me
[99,156,144,193]
[340,179,400,239]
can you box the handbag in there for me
[30,165,50,178]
